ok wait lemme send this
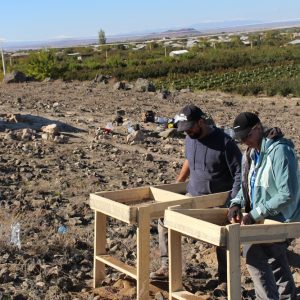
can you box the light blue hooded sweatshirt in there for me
[230,137,300,222]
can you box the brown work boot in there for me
[150,266,168,280]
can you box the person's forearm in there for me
[176,159,190,182]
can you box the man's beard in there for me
[187,128,203,139]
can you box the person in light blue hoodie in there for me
[228,112,300,300]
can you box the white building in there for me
[288,39,300,45]
[169,50,189,57]
[186,39,199,48]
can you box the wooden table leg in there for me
[226,224,241,300]
[93,211,106,288]
[169,228,182,300]
[137,207,150,300]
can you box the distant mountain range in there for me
[4,19,300,51]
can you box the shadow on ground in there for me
[0,114,87,133]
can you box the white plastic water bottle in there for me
[58,225,68,234]
[125,121,135,133]
[105,122,113,130]
[128,126,135,134]
[11,222,21,249]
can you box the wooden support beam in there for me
[154,181,187,194]
[226,224,241,300]
[191,191,229,209]
[93,211,106,288]
[169,229,182,300]
[137,206,150,300]
[149,198,198,219]
[90,193,137,223]
[240,222,300,244]
[96,255,137,279]
[164,210,226,246]
[150,187,190,202]
[166,208,228,225]
[94,186,151,203]
[167,191,229,210]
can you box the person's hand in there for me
[175,178,185,183]
[241,213,255,225]
[227,205,242,223]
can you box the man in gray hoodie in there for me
[151,105,242,295]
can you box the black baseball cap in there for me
[176,105,204,132]
[233,112,260,141]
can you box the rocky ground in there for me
[0,79,300,300]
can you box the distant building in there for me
[169,50,188,57]
[218,36,231,43]
[242,40,251,46]
[163,41,173,46]
[186,39,199,48]
[288,39,300,45]
[240,35,249,41]
[67,52,92,61]
[132,44,146,51]
[171,43,184,48]
[67,52,81,56]
[10,52,29,58]
[208,38,218,48]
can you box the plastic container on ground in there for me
[104,122,114,133]
[155,116,168,124]
[11,222,21,249]
[127,126,135,134]
[124,121,135,133]
[58,225,68,234]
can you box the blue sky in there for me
[0,0,300,42]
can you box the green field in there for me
[3,28,300,96]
